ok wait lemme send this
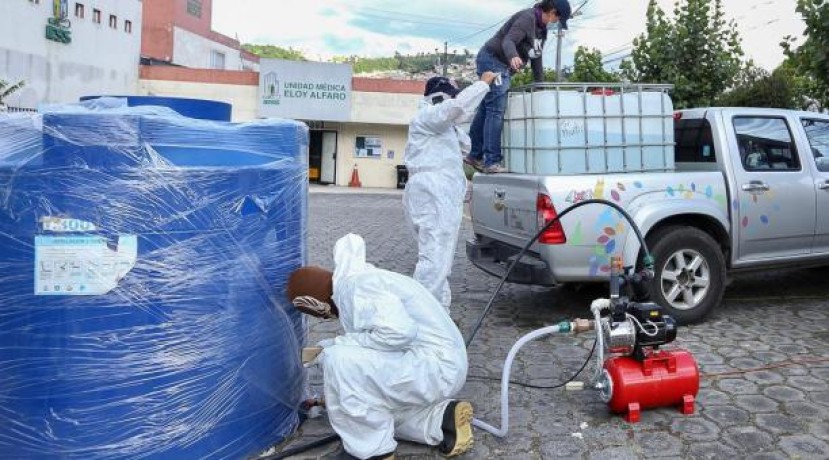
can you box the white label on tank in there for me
[40,217,97,233]
[34,235,137,296]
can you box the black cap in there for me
[556,0,572,30]
[424,76,460,98]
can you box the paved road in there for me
[272,191,829,459]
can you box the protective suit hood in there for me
[333,233,370,287]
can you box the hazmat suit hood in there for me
[333,233,371,288]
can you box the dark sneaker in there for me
[463,156,484,171]
[483,164,508,174]
[439,400,474,457]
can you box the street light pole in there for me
[555,25,564,82]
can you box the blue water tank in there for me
[79,95,233,121]
[0,107,309,458]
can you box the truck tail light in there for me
[537,193,566,245]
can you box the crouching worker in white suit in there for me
[287,233,473,460]
[403,72,496,310]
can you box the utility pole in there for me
[442,41,449,76]
[555,25,564,82]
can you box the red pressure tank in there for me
[601,349,699,423]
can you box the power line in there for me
[447,13,512,46]
[598,41,633,58]
[569,24,622,31]
[602,53,631,64]
[354,10,490,30]
[358,6,490,27]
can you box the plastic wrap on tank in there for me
[0,103,310,459]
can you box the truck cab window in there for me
[675,118,716,163]
[801,118,829,173]
[733,117,800,171]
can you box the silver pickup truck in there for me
[467,107,829,323]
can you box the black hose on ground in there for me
[464,198,652,348]
[260,433,341,460]
[275,199,652,457]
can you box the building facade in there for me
[141,0,259,71]
[139,65,424,188]
[1,0,429,189]
[138,0,426,189]
[0,0,143,109]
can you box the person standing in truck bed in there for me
[465,0,571,174]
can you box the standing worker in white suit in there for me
[287,234,475,459]
[403,72,496,310]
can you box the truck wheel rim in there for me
[659,248,710,311]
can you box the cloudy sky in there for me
[212,0,805,71]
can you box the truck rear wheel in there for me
[645,226,726,324]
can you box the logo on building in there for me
[262,72,281,106]
[46,0,72,44]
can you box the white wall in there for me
[0,0,142,109]
[172,27,246,71]
[351,91,421,125]
[337,123,410,188]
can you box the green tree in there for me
[510,68,558,88]
[242,44,306,60]
[569,47,620,83]
[0,79,25,109]
[717,62,797,109]
[332,55,400,74]
[621,0,743,109]
[782,0,829,110]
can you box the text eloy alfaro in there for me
[284,82,347,100]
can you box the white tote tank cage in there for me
[503,83,675,175]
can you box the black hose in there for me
[464,198,652,348]
[260,433,341,460]
[275,199,652,457]
[467,338,597,389]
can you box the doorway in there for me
[309,130,337,184]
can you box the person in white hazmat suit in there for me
[287,234,474,459]
[402,72,497,310]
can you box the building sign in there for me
[259,59,352,122]
[46,0,71,44]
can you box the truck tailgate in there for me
[470,174,541,249]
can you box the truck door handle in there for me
[494,189,506,200]
[819,181,829,190]
[741,181,770,192]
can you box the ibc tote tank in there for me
[503,83,674,175]
[0,102,309,459]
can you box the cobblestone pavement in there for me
[273,191,829,460]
